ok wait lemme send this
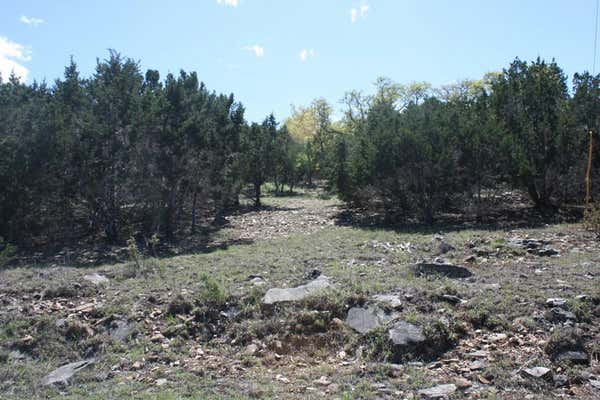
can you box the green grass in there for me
[1,193,599,399]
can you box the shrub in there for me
[584,203,600,237]
[0,237,16,268]
[198,274,227,306]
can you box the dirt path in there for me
[221,194,341,242]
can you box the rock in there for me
[249,277,266,286]
[83,273,109,285]
[468,360,487,370]
[437,242,455,255]
[330,317,344,329]
[155,378,167,386]
[412,263,472,279]
[304,269,322,280]
[553,374,569,387]
[439,294,466,305]
[131,361,143,370]
[372,294,403,310]
[488,333,507,342]
[418,384,457,399]
[546,298,567,308]
[109,320,135,342]
[245,343,259,356]
[454,378,472,390]
[262,275,331,304]
[545,308,576,323]
[150,333,165,342]
[545,328,589,365]
[537,248,559,257]
[464,255,477,263]
[8,350,27,360]
[346,305,399,334]
[313,376,332,386]
[575,294,588,301]
[554,351,589,364]
[521,367,552,380]
[41,359,95,386]
[466,350,488,359]
[388,321,426,346]
[590,380,600,389]
[521,239,546,249]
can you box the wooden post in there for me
[586,129,594,208]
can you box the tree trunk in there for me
[254,183,261,207]
[527,181,541,207]
[191,189,198,234]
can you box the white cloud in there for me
[243,44,264,57]
[350,3,369,23]
[0,36,31,81]
[299,48,315,62]
[19,15,45,26]
[217,0,239,7]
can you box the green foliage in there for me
[197,274,227,306]
[584,203,600,236]
[340,95,464,221]
[490,57,571,207]
[0,51,247,245]
[333,57,598,220]
[126,237,144,271]
[0,237,16,268]
[1,53,599,245]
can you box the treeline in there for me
[0,52,297,245]
[295,58,600,222]
[2,54,599,247]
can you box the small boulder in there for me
[249,277,266,286]
[109,320,135,342]
[83,273,109,286]
[41,359,95,386]
[437,242,455,255]
[245,343,259,356]
[521,367,552,380]
[389,321,426,346]
[545,308,576,323]
[555,351,589,364]
[439,294,466,305]
[545,298,567,308]
[537,248,559,257]
[412,263,472,279]
[553,374,569,387]
[371,294,403,310]
[313,376,332,386]
[346,305,398,334]
[418,384,457,399]
[545,328,589,365]
[262,275,331,305]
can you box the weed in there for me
[0,237,16,268]
[197,274,227,306]
[584,202,600,237]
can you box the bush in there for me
[0,237,16,268]
[584,203,600,237]
[198,274,227,306]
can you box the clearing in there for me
[1,190,599,399]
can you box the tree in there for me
[491,57,569,207]
[242,114,278,206]
[0,51,247,245]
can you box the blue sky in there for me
[1,0,598,122]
